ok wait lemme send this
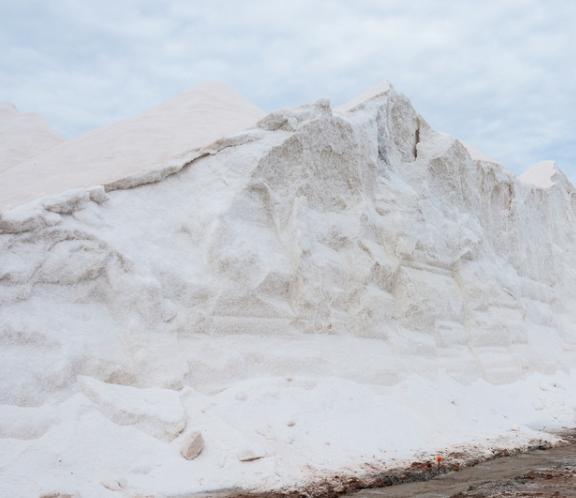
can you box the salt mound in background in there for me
[0,82,264,211]
[0,103,64,174]
[1,83,576,497]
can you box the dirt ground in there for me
[349,434,576,498]
[450,466,576,497]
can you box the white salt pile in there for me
[1,82,576,498]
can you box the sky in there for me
[1,0,575,175]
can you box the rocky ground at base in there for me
[451,465,576,497]
[227,432,576,498]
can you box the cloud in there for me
[0,0,574,175]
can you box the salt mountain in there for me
[1,82,575,498]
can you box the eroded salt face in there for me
[1,82,575,498]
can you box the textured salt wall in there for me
[1,84,576,497]
[1,84,576,400]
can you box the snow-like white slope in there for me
[1,83,576,498]
[0,82,264,211]
[0,103,64,174]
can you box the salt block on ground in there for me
[78,375,186,441]
[237,447,266,462]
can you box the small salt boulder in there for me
[237,448,266,462]
[180,431,204,460]
[101,478,127,491]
